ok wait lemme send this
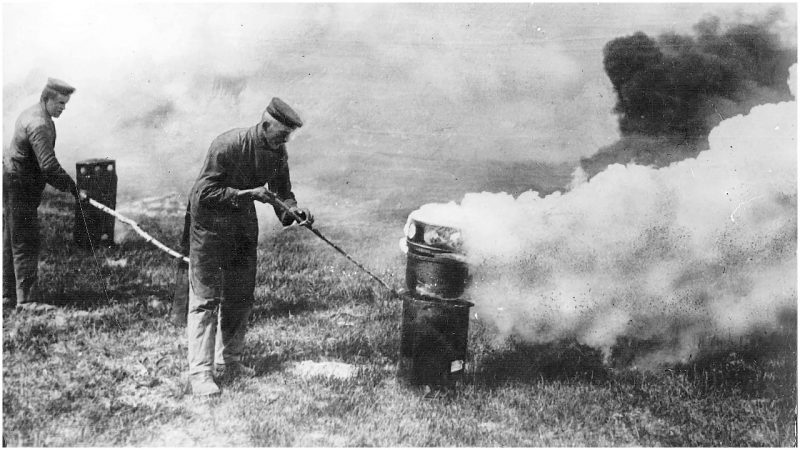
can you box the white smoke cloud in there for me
[411,64,797,366]
[1,3,627,200]
[5,3,795,205]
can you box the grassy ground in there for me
[2,189,797,447]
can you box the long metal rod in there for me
[269,194,399,296]
[84,197,190,263]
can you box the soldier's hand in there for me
[249,187,276,204]
[78,190,89,200]
[292,207,314,227]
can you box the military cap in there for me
[265,97,303,128]
[45,78,76,96]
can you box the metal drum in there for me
[405,248,469,299]
[403,217,470,299]
[74,158,117,248]
[398,214,474,387]
[404,216,463,253]
[398,293,473,387]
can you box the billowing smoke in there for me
[411,65,796,366]
[580,12,796,179]
[4,4,796,274]
[2,3,619,205]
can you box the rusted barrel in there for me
[398,293,473,387]
[403,216,470,299]
[405,247,469,299]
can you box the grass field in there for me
[2,179,797,446]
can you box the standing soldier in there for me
[3,78,79,310]
[187,97,313,396]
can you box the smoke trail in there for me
[411,65,796,366]
[580,12,796,179]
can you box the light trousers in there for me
[186,216,258,375]
[186,273,253,374]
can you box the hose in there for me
[79,194,189,263]
[268,194,400,296]
[81,193,400,296]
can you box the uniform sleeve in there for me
[29,122,77,193]
[195,146,244,209]
[269,152,297,221]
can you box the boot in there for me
[190,371,220,397]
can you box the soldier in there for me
[3,78,79,310]
[187,97,313,396]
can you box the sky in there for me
[3,3,796,195]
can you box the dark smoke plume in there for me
[580,13,796,178]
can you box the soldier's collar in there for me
[39,101,51,119]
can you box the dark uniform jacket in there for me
[187,122,297,300]
[7,102,76,195]
[188,122,297,235]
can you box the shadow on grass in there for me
[46,290,111,309]
[474,339,610,387]
[250,296,329,322]
[475,328,797,397]
[42,285,172,310]
[239,341,293,378]
[249,353,286,377]
[675,330,797,398]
